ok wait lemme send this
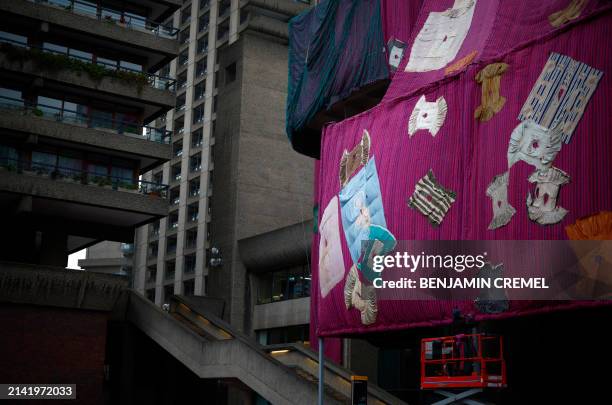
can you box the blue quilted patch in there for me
[339,158,387,265]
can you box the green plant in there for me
[0,43,149,94]
[32,108,44,117]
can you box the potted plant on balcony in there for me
[118,181,139,193]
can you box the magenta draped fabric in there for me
[311,1,612,337]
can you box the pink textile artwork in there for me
[311,6,612,338]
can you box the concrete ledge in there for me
[0,110,171,169]
[0,262,127,311]
[0,170,168,217]
[1,0,179,57]
[252,297,309,330]
[248,0,310,17]
[0,54,175,114]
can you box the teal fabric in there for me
[286,0,388,157]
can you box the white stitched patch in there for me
[486,171,516,230]
[507,119,563,170]
[408,169,456,226]
[408,95,448,137]
[318,196,345,298]
[405,0,476,72]
[526,167,570,225]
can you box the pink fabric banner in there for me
[312,2,612,337]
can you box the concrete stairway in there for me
[122,291,407,405]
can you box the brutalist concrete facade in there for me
[130,0,313,336]
[0,0,179,265]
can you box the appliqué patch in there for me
[408,170,456,226]
[357,225,397,282]
[526,167,570,225]
[507,119,563,170]
[474,62,509,122]
[339,158,387,264]
[486,171,516,230]
[408,95,448,137]
[445,50,478,76]
[405,0,477,72]
[318,196,345,298]
[339,129,370,187]
[344,265,378,325]
[548,0,588,27]
[518,52,603,144]
[566,211,612,240]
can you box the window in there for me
[200,0,210,10]
[257,325,309,346]
[120,61,142,72]
[148,241,159,258]
[0,31,27,47]
[225,62,236,84]
[189,178,200,197]
[219,0,230,17]
[240,9,249,25]
[153,171,163,185]
[150,221,160,237]
[184,253,196,273]
[194,82,205,101]
[183,279,195,296]
[176,94,186,112]
[170,187,180,205]
[196,59,207,77]
[188,203,199,222]
[191,129,203,148]
[171,163,182,182]
[177,71,188,89]
[181,6,191,24]
[197,37,208,54]
[217,20,229,40]
[213,96,218,113]
[174,118,185,136]
[190,153,202,172]
[179,50,189,66]
[168,213,179,230]
[198,12,209,32]
[146,265,157,283]
[193,105,204,124]
[185,229,197,249]
[173,140,183,157]
[0,87,23,107]
[257,265,311,304]
[179,28,190,45]
[165,259,176,279]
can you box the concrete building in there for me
[78,241,133,277]
[128,0,316,340]
[0,0,179,265]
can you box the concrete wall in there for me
[210,30,313,332]
[252,297,309,331]
[0,304,108,405]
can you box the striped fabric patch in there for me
[407,170,456,226]
[518,52,603,144]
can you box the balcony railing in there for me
[0,39,176,92]
[0,96,172,144]
[30,0,179,39]
[0,157,169,198]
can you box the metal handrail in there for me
[0,157,169,198]
[31,0,179,39]
[0,37,176,91]
[0,96,172,144]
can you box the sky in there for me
[67,249,86,269]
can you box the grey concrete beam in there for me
[0,262,127,311]
[252,297,309,330]
[0,170,168,218]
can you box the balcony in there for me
[0,156,169,198]
[33,0,178,38]
[0,95,171,144]
[1,1,178,70]
[0,41,175,119]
